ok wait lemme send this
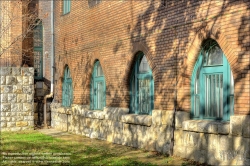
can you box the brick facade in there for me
[53,0,249,114]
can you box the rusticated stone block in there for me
[17,94,27,103]
[1,103,11,112]
[21,67,34,76]
[121,114,152,126]
[161,110,173,125]
[23,103,33,112]
[13,85,22,93]
[0,67,11,76]
[16,76,23,84]
[242,116,250,138]
[11,103,22,112]
[26,94,33,102]
[104,107,129,121]
[230,115,243,136]
[8,94,17,103]
[1,85,13,93]
[1,76,6,84]
[6,76,16,85]
[23,76,29,85]
[22,85,34,94]
[12,68,21,76]
[16,121,28,127]
[152,109,162,126]
[1,94,8,102]
[175,111,190,128]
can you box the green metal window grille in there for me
[191,39,234,121]
[33,21,43,80]
[90,61,106,110]
[130,52,154,115]
[63,0,71,14]
[62,66,73,107]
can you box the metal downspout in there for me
[43,0,54,128]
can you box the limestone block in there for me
[122,124,132,146]
[152,110,162,126]
[104,107,129,121]
[85,110,105,119]
[161,110,173,125]
[219,135,233,151]
[242,116,250,138]
[7,122,16,127]
[16,121,28,127]
[1,122,7,128]
[174,129,183,146]
[13,85,22,93]
[23,103,33,112]
[183,120,198,131]
[29,76,34,85]
[10,127,22,132]
[113,132,123,145]
[112,121,123,134]
[207,134,219,151]
[11,103,22,112]
[183,131,200,148]
[17,94,27,103]
[218,122,230,134]
[1,85,13,93]
[22,85,34,95]
[6,76,16,85]
[21,67,34,76]
[1,94,8,102]
[5,112,11,116]
[15,116,24,121]
[0,67,11,76]
[28,121,34,126]
[1,112,6,116]
[155,125,171,153]
[24,116,34,121]
[23,76,29,85]
[16,76,23,85]
[11,68,21,76]
[175,111,190,128]
[137,125,148,149]
[7,94,17,103]
[121,114,152,126]
[173,145,186,158]
[1,76,6,84]
[1,103,11,112]
[230,116,243,136]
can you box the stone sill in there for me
[121,114,152,127]
[182,120,229,134]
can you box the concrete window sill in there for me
[121,114,152,127]
[182,120,229,134]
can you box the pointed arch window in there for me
[130,52,154,115]
[191,39,234,121]
[62,66,73,107]
[90,61,106,110]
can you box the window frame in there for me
[130,52,154,115]
[62,66,73,107]
[63,0,71,15]
[191,40,234,121]
[90,61,106,110]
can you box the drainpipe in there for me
[43,0,55,128]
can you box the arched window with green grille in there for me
[90,61,106,110]
[130,52,154,115]
[62,66,73,107]
[191,39,234,121]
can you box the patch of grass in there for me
[0,130,204,166]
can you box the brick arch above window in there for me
[125,42,159,91]
[182,25,237,81]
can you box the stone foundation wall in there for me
[0,67,34,131]
[51,103,250,165]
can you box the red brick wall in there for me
[53,0,250,114]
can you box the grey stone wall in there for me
[50,103,250,165]
[0,67,34,131]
